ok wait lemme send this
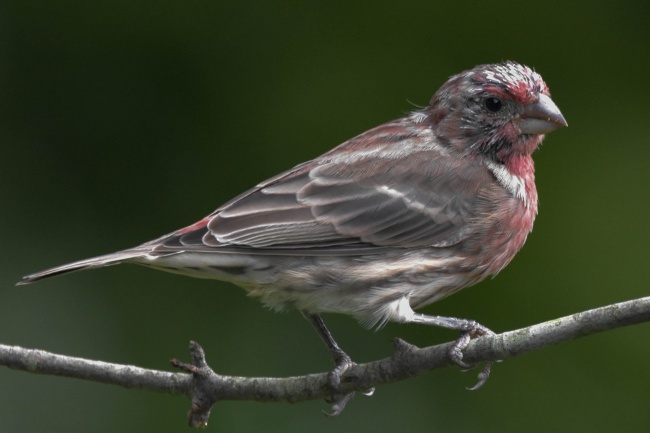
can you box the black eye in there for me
[484,97,503,112]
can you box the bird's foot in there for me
[448,322,495,390]
[323,349,356,416]
[322,349,375,416]
[328,350,353,388]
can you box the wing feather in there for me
[154,118,495,255]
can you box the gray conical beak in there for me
[519,93,568,135]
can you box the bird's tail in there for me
[17,249,147,285]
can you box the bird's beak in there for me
[519,93,568,135]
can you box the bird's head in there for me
[428,62,567,162]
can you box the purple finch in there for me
[20,61,566,393]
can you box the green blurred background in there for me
[1,1,650,431]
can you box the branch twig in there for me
[1,296,649,427]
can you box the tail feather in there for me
[18,250,146,285]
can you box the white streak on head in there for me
[481,62,543,92]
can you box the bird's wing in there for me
[153,121,492,256]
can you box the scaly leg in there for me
[303,312,353,388]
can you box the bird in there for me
[19,61,566,395]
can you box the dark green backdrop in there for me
[2,1,650,431]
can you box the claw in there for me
[323,352,357,416]
[448,331,473,368]
[406,312,500,389]
[466,361,492,391]
[446,324,496,389]
[324,392,355,417]
[328,352,353,388]
[302,313,362,415]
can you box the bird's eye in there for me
[484,97,503,112]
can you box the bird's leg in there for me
[303,312,353,388]
[410,313,495,390]
[303,312,364,416]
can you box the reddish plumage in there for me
[19,62,566,393]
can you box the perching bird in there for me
[20,61,566,393]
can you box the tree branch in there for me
[2,296,650,427]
